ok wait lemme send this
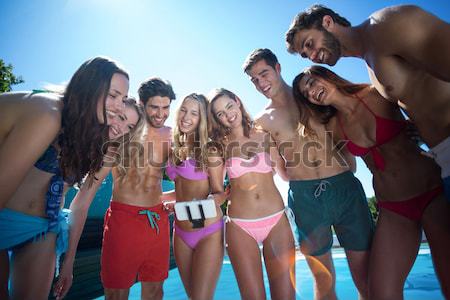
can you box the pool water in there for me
[113,244,443,300]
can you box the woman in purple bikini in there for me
[166,93,227,300]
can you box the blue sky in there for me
[1,0,449,197]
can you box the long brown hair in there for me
[207,88,253,147]
[292,65,368,133]
[172,93,209,170]
[59,56,129,185]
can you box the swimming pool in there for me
[99,244,443,300]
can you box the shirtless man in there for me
[101,78,176,300]
[285,4,450,201]
[243,48,374,300]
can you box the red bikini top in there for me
[337,95,406,171]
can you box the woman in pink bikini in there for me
[208,88,297,300]
[293,65,450,299]
[166,93,227,300]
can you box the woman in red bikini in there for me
[208,88,297,300]
[293,65,450,299]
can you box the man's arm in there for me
[375,5,450,81]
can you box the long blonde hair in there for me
[112,97,146,178]
[172,93,209,170]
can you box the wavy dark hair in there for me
[207,88,253,147]
[292,65,368,133]
[138,77,176,106]
[59,56,129,185]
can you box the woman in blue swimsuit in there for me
[0,56,133,299]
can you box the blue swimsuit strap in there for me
[34,144,60,174]
[46,174,64,231]
[31,89,65,230]
[34,144,64,231]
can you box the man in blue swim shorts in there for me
[243,48,374,299]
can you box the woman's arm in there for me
[207,146,227,207]
[268,133,289,181]
[53,166,111,299]
[345,150,357,173]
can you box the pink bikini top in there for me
[226,151,272,179]
[166,158,208,181]
[337,95,406,171]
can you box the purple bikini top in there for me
[166,158,208,181]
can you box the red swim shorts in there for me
[101,201,170,289]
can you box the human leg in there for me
[289,179,336,299]
[305,252,336,300]
[141,281,163,300]
[333,173,374,299]
[263,214,296,300]
[421,192,450,298]
[173,233,194,297]
[190,228,224,300]
[345,250,370,300]
[10,234,57,300]
[368,209,421,300]
[174,219,224,298]
[226,220,265,300]
[0,250,8,299]
[104,288,130,300]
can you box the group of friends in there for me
[0,4,449,300]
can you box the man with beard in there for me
[243,48,374,300]
[285,4,450,202]
[286,5,450,298]
[100,78,176,300]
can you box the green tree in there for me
[0,59,24,93]
[367,196,379,223]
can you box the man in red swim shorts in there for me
[101,77,176,300]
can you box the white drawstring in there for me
[314,180,331,198]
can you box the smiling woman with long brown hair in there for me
[208,88,296,300]
[293,65,450,299]
[0,56,131,299]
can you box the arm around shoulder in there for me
[54,167,111,299]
